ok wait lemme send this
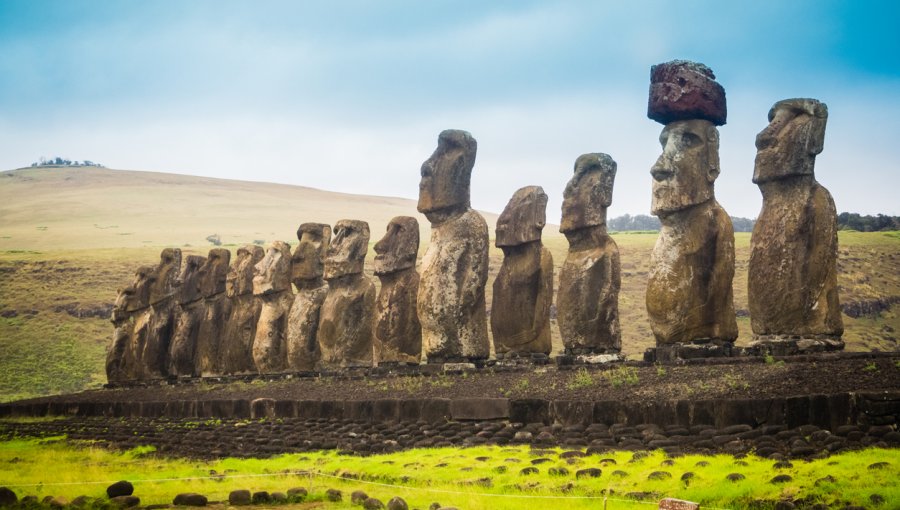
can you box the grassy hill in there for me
[1,166,897,402]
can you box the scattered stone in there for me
[106,481,134,499]
[387,497,409,510]
[0,488,18,507]
[770,474,793,484]
[648,471,672,480]
[659,499,700,510]
[326,489,343,502]
[70,496,93,507]
[48,497,69,508]
[519,467,539,476]
[695,461,709,467]
[351,490,369,505]
[576,468,602,479]
[611,470,628,478]
[251,491,272,504]
[681,472,695,481]
[869,494,886,505]
[172,493,207,507]
[548,467,570,476]
[773,461,793,469]
[726,473,745,482]
[531,458,552,465]
[110,496,140,508]
[363,497,385,510]
[270,492,287,503]
[228,490,251,506]
[868,462,890,470]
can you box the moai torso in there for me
[106,265,153,383]
[220,245,264,374]
[286,223,331,371]
[252,241,294,373]
[374,216,422,365]
[143,248,182,378]
[169,254,207,377]
[194,248,231,376]
[416,130,490,362]
[491,186,553,355]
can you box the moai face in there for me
[753,98,828,184]
[291,223,331,285]
[121,265,154,313]
[560,154,616,233]
[176,255,206,304]
[324,220,370,280]
[650,119,720,216]
[253,241,292,295]
[374,216,419,275]
[226,245,264,297]
[417,129,477,215]
[148,248,182,305]
[496,186,547,247]
[198,248,231,298]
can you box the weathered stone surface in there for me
[172,493,207,506]
[558,154,621,353]
[492,186,553,355]
[749,98,843,349]
[220,245,264,374]
[374,216,422,365]
[286,223,331,371]
[318,220,376,368]
[227,490,250,506]
[168,255,206,377]
[107,266,153,383]
[194,248,231,376]
[143,248,182,378]
[252,241,293,373]
[648,60,726,126]
[106,481,134,499]
[417,130,490,362]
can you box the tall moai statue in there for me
[645,60,738,359]
[317,220,376,368]
[106,266,153,383]
[417,129,490,363]
[557,154,621,354]
[373,216,422,365]
[194,248,231,376]
[252,241,293,373]
[220,245,264,374]
[168,254,207,377]
[143,248,182,378]
[491,186,553,357]
[749,98,843,353]
[286,223,331,371]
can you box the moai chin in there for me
[194,248,231,376]
[491,186,553,357]
[373,216,422,365]
[220,244,264,374]
[416,129,490,363]
[557,154,621,354]
[106,266,154,383]
[645,60,738,360]
[251,241,293,373]
[285,222,331,371]
[168,254,207,377]
[143,248,182,379]
[317,220,376,368]
[748,98,843,354]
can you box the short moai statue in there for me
[285,223,331,371]
[557,154,621,354]
[194,248,231,376]
[252,241,294,373]
[317,220,376,368]
[373,216,422,365]
[168,254,207,377]
[143,248,182,378]
[491,186,553,357]
[106,265,153,383]
[220,245,264,374]
[748,98,843,354]
[416,129,490,363]
[645,60,738,360]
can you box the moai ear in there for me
[705,125,721,182]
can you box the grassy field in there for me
[0,435,896,509]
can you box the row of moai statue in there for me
[107,59,844,381]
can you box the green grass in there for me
[0,438,896,509]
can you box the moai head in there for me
[198,248,231,298]
[253,241,292,295]
[647,60,727,217]
[417,129,477,216]
[496,186,548,247]
[226,244,264,297]
[374,216,419,275]
[176,255,206,304]
[560,154,616,233]
[753,98,828,184]
[120,265,154,314]
[291,223,331,286]
[324,220,370,280]
[148,248,182,305]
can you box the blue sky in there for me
[1,0,898,219]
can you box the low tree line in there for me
[837,213,900,232]
[30,157,104,167]
[608,214,756,233]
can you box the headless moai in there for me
[373,216,422,365]
[416,129,490,363]
[557,154,621,354]
[645,60,738,359]
[492,186,553,356]
[168,254,207,377]
[106,265,153,383]
[220,245,264,374]
[252,241,294,373]
[143,248,182,378]
[194,248,231,376]
[285,223,331,371]
[749,98,843,353]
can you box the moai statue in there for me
[491,186,553,357]
[168,254,207,377]
[557,154,621,354]
[749,98,843,353]
[106,265,153,383]
[251,241,293,373]
[220,245,264,374]
[645,60,738,360]
[194,248,231,376]
[416,129,490,363]
[317,220,376,368]
[285,223,331,371]
[373,216,422,365]
[143,248,182,378]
